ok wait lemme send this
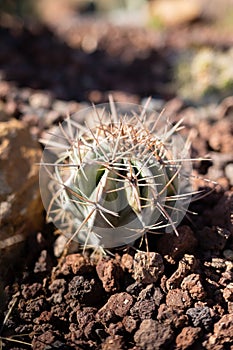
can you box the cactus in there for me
[40,98,194,250]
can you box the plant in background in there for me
[40,98,195,251]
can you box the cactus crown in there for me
[40,99,193,249]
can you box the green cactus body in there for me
[40,101,192,249]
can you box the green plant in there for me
[40,98,194,250]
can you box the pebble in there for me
[186,306,213,331]
[205,314,233,348]
[176,326,202,350]
[133,251,164,284]
[225,163,233,185]
[134,319,174,350]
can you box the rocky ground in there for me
[0,9,233,350]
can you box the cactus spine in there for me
[40,99,193,249]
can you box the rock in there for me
[225,163,233,185]
[205,314,233,348]
[59,253,94,276]
[133,251,164,284]
[166,254,199,290]
[97,292,133,329]
[176,326,202,350]
[67,275,103,305]
[0,119,43,278]
[106,292,133,318]
[96,258,124,292]
[186,306,213,331]
[223,283,233,302]
[134,319,174,350]
[166,289,192,309]
[181,273,206,300]
[157,303,189,328]
[122,316,137,333]
[130,287,157,320]
[101,335,125,350]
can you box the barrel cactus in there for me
[40,99,193,249]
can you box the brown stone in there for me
[134,319,174,350]
[0,119,43,277]
[133,251,164,284]
[176,326,202,350]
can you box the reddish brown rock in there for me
[101,335,125,350]
[97,292,133,325]
[0,119,43,275]
[223,283,233,302]
[121,253,134,272]
[122,315,138,333]
[181,273,206,300]
[166,255,199,290]
[157,303,189,328]
[205,314,233,348]
[134,319,174,350]
[60,253,93,275]
[176,326,202,350]
[96,258,124,292]
[166,289,192,309]
[108,292,134,318]
[133,251,164,284]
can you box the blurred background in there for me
[0,0,233,106]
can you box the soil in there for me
[0,9,233,350]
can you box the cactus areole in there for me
[40,100,193,249]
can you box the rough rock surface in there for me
[0,119,43,277]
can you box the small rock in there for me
[206,314,233,348]
[21,283,43,299]
[0,119,43,275]
[101,335,125,350]
[108,292,134,318]
[34,250,53,275]
[134,319,174,350]
[108,321,124,336]
[157,304,188,328]
[166,289,192,309]
[76,307,96,330]
[67,275,103,305]
[130,286,157,320]
[181,273,206,300]
[32,330,60,350]
[228,301,233,314]
[176,326,202,350]
[48,278,66,304]
[96,258,124,292]
[223,283,233,302]
[97,292,133,327]
[225,163,233,185]
[121,253,134,272]
[133,251,164,284]
[186,306,213,331]
[122,316,138,333]
[59,253,93,276]
[166,254,199,290]
[53,234,68,258]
